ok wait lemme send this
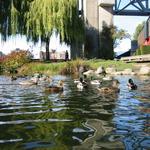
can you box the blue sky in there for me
[0,15,148,58]
[114,15,148,54]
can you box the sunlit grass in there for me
[87,59,134,71]
[18,59,135,76]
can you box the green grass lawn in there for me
[17,59,135,76]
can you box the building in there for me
[138,17,150,46]
[39,50,67,61]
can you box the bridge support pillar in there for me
[70,0,115,59]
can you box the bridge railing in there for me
[121,54,150,62]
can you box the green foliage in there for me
[135,48,141,55]
[25,0,84,43]
[2,50,32,72]
[141,46,150,54]
[99,25,114,59]
[86,59,134,71]
[112,26,130,48]
[136,45,150,55]
[0,0,84,59]
[133,21,145,40]
[0,0,85,60]
[61,58,89,74]
[18,59,134,76]
[18,62,66,76]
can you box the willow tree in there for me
[0,0,85,60]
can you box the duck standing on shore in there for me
[127,78,137,90]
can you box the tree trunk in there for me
[45,37,50,60]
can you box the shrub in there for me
[141,45,150,54]
[2,50,32,73]
[135,45,150,55]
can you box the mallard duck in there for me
[19,77,39,85]
[97,80,120,94]
[127,78,137,90]
[11,75,17,81]
[77,77,88,90]
[45,80,64,93]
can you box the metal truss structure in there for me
[114,0,150,16]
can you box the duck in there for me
[97,80,120,94]
[90,80,101,85]
[127,78,137,90]
[45,80,64,93]
[11,75,17,81]
[83,70,94,77]
[77,77,88,90]
[74,79,80,84]
[19,77,39,85]
[102,76,113,81]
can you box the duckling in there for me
[45,80,64,93]
[127,78,137,90]
[97,80,120,94]
[19,77,39,85]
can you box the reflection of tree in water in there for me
[0,91,94,150]
[4,76,149,150]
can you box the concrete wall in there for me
[83,0,99,58]
[71,0,114,59]
[83,0,114,58]
[98,6,114,31]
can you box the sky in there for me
[113,16,148,54]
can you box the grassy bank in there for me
[17,59,135,76]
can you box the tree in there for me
[0,0,85,60]
[112,26,130,48]
[133,21,145,40]
[99,25,130,59]
[99,25,114,59]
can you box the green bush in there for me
[135,45,150,55]
[141,45,150,54]
[135,48,141,55]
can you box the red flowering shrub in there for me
[2,50,32,73]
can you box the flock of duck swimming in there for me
[12,71,137,94]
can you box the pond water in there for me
[0,75,149,150]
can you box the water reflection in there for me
[0,75,149,150]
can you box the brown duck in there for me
[45,80,64,93]
[97,80,120,94]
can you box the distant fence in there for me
[121,54,150,63]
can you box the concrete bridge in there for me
[71,0,150,59]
